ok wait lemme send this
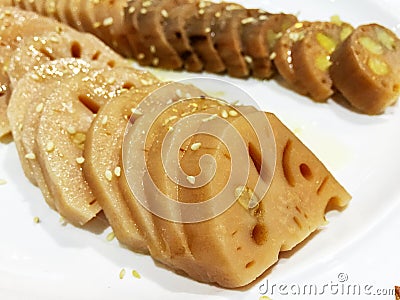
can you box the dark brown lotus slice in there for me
[163,3,203,72]
[241,11,297,79]
[212,5,250,78]
[185,1,227,73]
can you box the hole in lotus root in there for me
[70,41,82,58]
[251,223,268,246]
[299,163,312,180]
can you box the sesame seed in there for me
[198,1,207,8]
[221,110,228,118]
[128,6,135,14]
[114,166,121,177]
[137,53,145,60]
[105,170,113,181]
[229,110,238,117]
[67,126,76,134]
[25,153,36,160]
[161,9,168,18]
[101,115,108,125]
[46,141,55,152]
[132,270,141,279]
[140,8,147,14]
[202,114,218,122]
[152,57,159,66]
[205,27,211,33]
[187,175,196,185]
[175,89,182,97]
[215,11,221,18]
[168,126,174,132]
[269,52,277,60]
[33,216,40,223]
[241,17,256,25]
[93,21,101,28]
[259,15,268,21]
[102,17,113,26]
[35,103,44,113]
[106,231,115,241]
[76,157,85,164]
[294,22,304,29]
[131,108,143,115]
[198,9,204,15]
[244,55,253,64]
[149,45,156,54]
[31,73,39,80]
[119,268,126,279]
[142,0,151,7]
[190,142,202,151]
[0,179,7,185]
[162,115,178,126]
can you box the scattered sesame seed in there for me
[101,115,108,125]
[67,126,77,134]
[106,231,115,241]
[205,27,211,33]
[93,21,101,28]
[30,73,39,80]
[33,216,40,223]
[114,166,121,177]
[152,57,159,66]
[25,153,36,160]
[241,17,256,25]
[168,126,174,132]
[221,110,228,118]
[198,9,204,15]
[132,270,141,279]
[244,55,253,64]
[229,110,238,117]
[137,53,145,60]
[149,45,156,54]
[259,15,268,21]
[162,115,178,126]
[131,107,143,115]
[161,9,168,18]
[187,175,196,185]
[46,141,55,152]
[35,103,44,113]
[142,0,152,7]
[215,11,221,18]
[119,268,126,279]
[190,142,202,151]
[294,22,304,29]
[140,8,147,14]
[202,114,218,122]
[102,17,113,26]
[76,157,85,164]
[105,170,113,181]
[0,179,7,185]
[269,52,277,60]
[175,89,182,97]
[128,6,136,14]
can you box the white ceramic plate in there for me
[1,1,399,299]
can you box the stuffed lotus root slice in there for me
[175,111,350,287]
[273,21,313,94]
[291,22,353,102]
[330,23,400,114]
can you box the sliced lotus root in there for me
[330,23,400,114]
[7,23,129,86]
[144,98,258,279]
[185,1,227,73]
[34,65,154,226]
[291,21,353,102]
[83,85,164,253]
[7,58,106,209]
[175,111,351,287]
[122,82,208,265]
[241,11,297,79]
[164,3,203,72]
